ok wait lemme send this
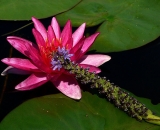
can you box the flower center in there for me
[38,38,73,71]
[39,39,61,67]
[51,47,73,71]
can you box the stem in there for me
[58,55,160,125]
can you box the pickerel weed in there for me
[56,54,160,125]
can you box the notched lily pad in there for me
[0,91,160,130]
[0,0,80,20]
[56,0,160,52]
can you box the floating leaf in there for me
[0,91,160,129]
[0,0,80,20]
[56,0,160,52]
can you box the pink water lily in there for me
[1,17,111,99]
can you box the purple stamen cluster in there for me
[57,47,73,60]
[51,47,73,71]
[51,59,62,70]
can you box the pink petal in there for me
[32,28,46,48]
[24,42,50,73]
[7,36,37,57]
[70,37,84,54]
[1,66,31,76]
[79,64,101,73]
[47,26,56,46]
[23,40,41,60]
[51,17,61,39]
[15,73,49,90]
[51,74,81,99]
[1,58,39,72]
[72,23,86,47]
[32,17,47,41]
[81,33,99,54]
[61,20,73,49]
[70,48,82,61]
[78,54,111,67]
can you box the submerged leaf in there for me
[0,91,160,129]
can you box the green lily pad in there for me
[0,91,160,129]
[56,0,160,52]
[0,0,80,20]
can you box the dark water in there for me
[0,17,160,121]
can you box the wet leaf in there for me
[56,0,160,52]
[0,0,80,20]
[0,91,160,129]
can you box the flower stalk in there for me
[57,55,160,125]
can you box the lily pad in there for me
[56,0,160,52]
[0,0,80,20]
[0,91,160,129]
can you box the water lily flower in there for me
[1,17,111,99]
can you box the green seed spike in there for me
[57,55,160,125]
